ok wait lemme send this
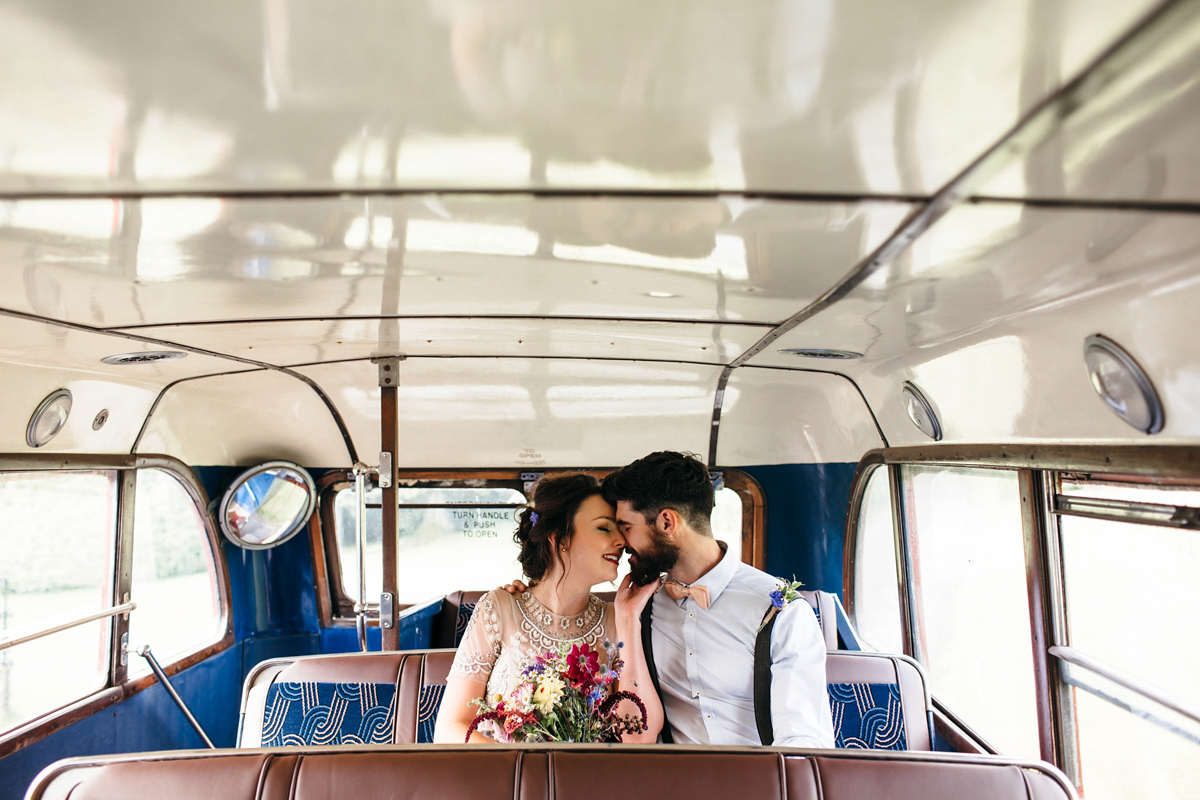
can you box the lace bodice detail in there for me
[448,589,615,701]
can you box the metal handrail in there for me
[0,601,136,652]
[354,463,370,652]
[136,645,215,748]
[1049,645,1200,725]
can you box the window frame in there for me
[844,444,1200,788]
[313,467,765,628]
[0,453,233,758]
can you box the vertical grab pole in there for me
[353,463,370,652]
[375,356,403,650]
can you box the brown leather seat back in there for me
[395,650,457,744]
[433,591,487,648]
[29,747,1078,800]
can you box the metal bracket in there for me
[379,593,394,629]
[521,471,543,494]
[378,452,393,488]
[120,632,129,666]
[372,356,405,388]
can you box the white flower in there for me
[532,675,565,712]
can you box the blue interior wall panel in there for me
[743,463,858,598]
[0,645,241,800]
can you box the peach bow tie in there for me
[664,580,710,610]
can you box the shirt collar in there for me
[668,540,736,606]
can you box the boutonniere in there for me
[758,578,803,631]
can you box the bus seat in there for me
[824,651,933,750]
[238,650,457,747]
[240,647,932,752]
[26,746,1078,800]
[433,591,485,649]
[798,590,839,649]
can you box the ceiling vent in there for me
[101,351,188,365]
[778,348,863,359]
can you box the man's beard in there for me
[627,529,681,586]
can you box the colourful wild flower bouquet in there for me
[466,640,647,742]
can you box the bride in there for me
[433,472,663,743]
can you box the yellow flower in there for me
[532,675,565,712]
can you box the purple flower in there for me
[529,511,539,525]
[770,589,784,609]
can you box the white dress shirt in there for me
[651,545,834,747]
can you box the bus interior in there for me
[0,1,1198,799]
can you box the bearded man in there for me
[600,450,833,747]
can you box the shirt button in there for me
[688,612,695,618]
[688,651,694,656]
[706,714,713,719]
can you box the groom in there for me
[601,450,834,747]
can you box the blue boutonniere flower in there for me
[759,577,803,631]
[770,578,803,610]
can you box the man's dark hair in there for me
[602,451,714,535]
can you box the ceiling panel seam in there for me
[108,315,780,332]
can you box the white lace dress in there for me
[448,588,616,703]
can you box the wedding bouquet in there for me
[465,640,647,742]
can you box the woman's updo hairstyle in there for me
[514,472,602,582]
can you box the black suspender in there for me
[641,597,778,745]
[753,607,779,746]
[639,600,674,743]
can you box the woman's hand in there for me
[614,573,658,622]
[611,574,664,741]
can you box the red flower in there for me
[565,643,600,689]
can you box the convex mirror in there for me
[218,461,316,549]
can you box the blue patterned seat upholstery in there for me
[261,682,396,746]
[828,682,907,749]
[454,602,476,646]
[417,683,446,743]
[824,651,932,750]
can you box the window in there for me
[0,462,226,740]
[904,465,1039,759]
[1055,479,1200,800]
[335,485,528,605]
[851,466,903,653]
[127,469,223,673]
[324,471,754,615]
[0,471,117,731]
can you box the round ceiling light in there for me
[1083,334,1163,434]
[26,389,72,448]
[779,348,863,360]
[101,351,187,365]
[901,381,942,441]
